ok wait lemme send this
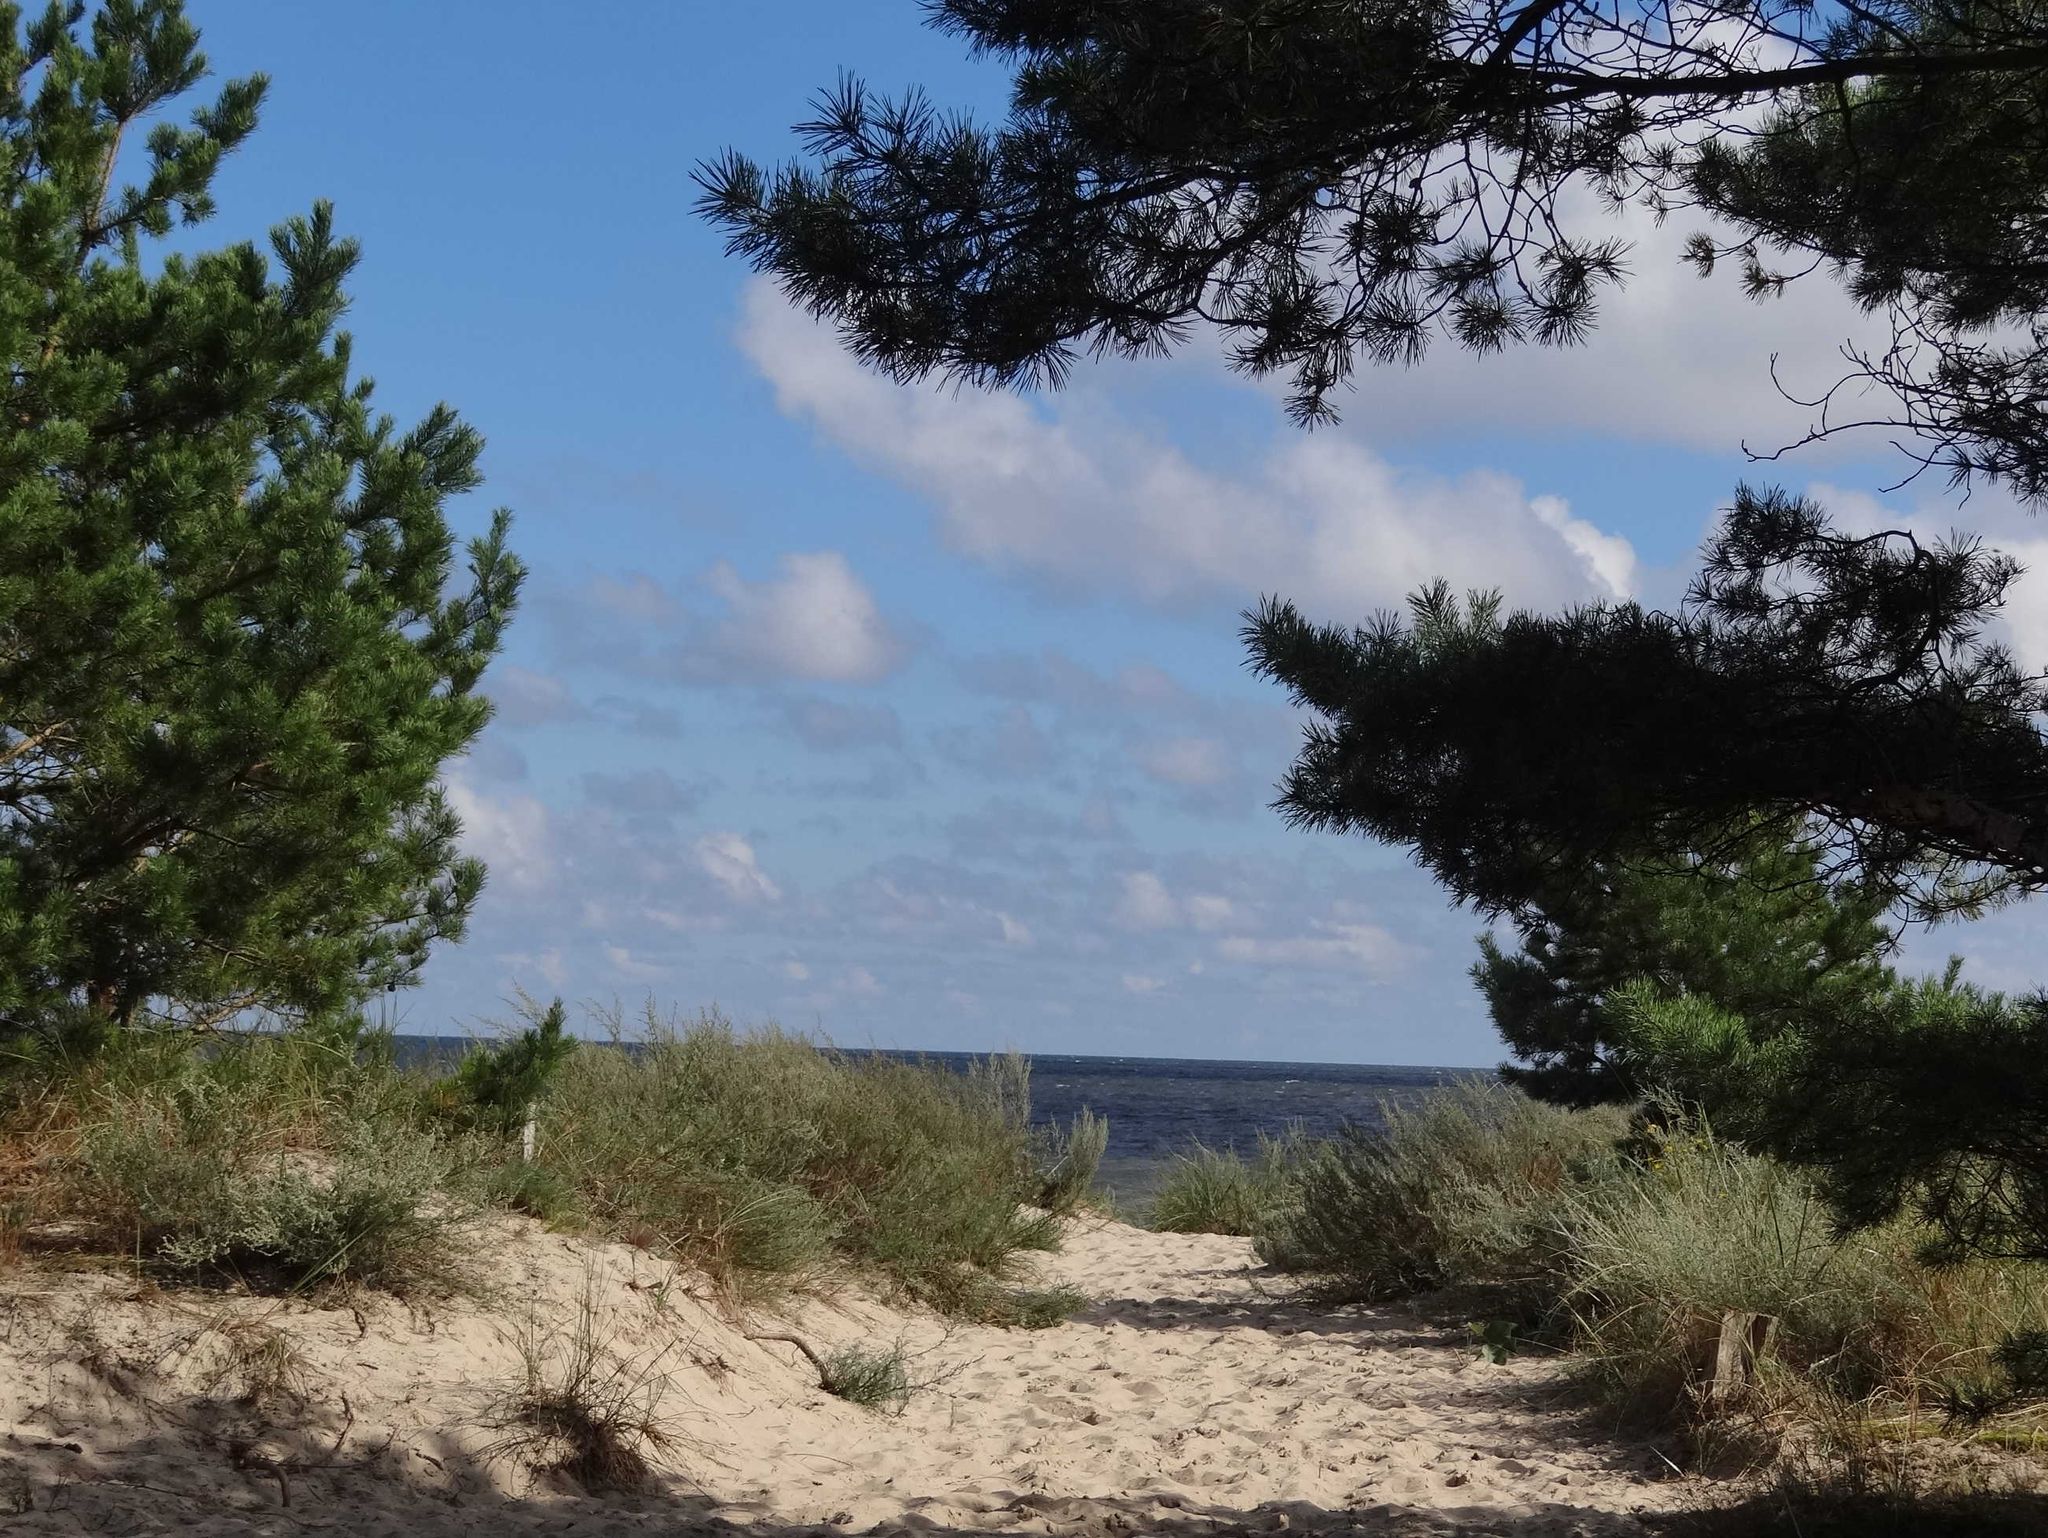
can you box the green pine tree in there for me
[0,1,522,1043]
[1475,829,1896,1107]
[1610,964,2048,1263]
[701,0,2048,493]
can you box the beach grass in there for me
[0,1005,1107,1317]
[819,1343,914,1408]
[1246,1083,2048,1452]
[1255,1080,1628,1299]
[524,1008,1078,1307]
[1149,1130,1304,1236]
[3,1024,473,1292]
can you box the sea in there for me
[392,1036,1488,1206]
[949,1051,1489,1202]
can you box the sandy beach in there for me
[0,1216,1693,1537]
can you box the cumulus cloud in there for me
[1330,194,1889,455]
[741,282,1636,618]
[491,665,588,728]
[1533,495,1639,599]
[580,767,709,819]
[461,732,529,786]
[705,551,908,684]
[1217,920,1416,978]
[548,552,910,689]
[1115,871,1238,932]
[1134,736,1234,788]
[1115,872,1179,931]
[931,705,1060,781]
[447,775,555,894]
[961,649,1227,724]
[496,946,566,990]
[602,943,667,983]
[693,831,783,904]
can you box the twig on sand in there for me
[746,1332,829,1385]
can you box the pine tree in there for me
[1475,830,1895,1106]
[1612,967,2048,1263]
[1243,489,2048,923]
[0,1,522,1042]
[701,0,2048,495]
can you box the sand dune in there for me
[1,1217,1684,1536]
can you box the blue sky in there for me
[178,2,2048,1063]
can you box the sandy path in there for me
[0,1218,1679,1536]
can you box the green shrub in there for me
[530,1009,1064,1309]
[1031,1107,1109,1215]
[931,1279,1090,1329]
[1560,1120,2048,1430]
[1151,1131,1303,1236]
[450,997,578,1137]
[820,1344,912,1408]
[68,1061,467,1291]
[1257,1081,1628,1297]
[994,1284,1090,1329]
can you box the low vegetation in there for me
[1149,1131,1304,1236]
[484,1278,686,1491]
[1258,1084,1629,1299]
[4,1026,471,1292]
[0,1004,1108,1321]
[526,1007,1098,1309]
[1180,1082,2048,1461]
[819,1343,913,1409]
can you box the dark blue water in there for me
[390,1036,1487,1203]
[907,1051,1486,1198]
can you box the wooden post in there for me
[520,1102,538,1163]
[1709,1311,1775,1403]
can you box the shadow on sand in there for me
[9,1402,2048,1538]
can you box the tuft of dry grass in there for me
[481,1272,691,1492]
[185,1312,314,1408]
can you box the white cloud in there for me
[1218,920,1416,978]
[497,946,567,989]
[1135,736,1233,788]
[1329,193,1889,455]
[602,943,666,983]
[1114,872,1180,931]
[706,551,907,684]
[844,965,882,995]
[741,282,1636,617]
[1114,871,1240,932]
[779,695,905,751]
[1121,973,1166,995]
[447,775,554,894]
[1533,495,1639,599]
[996,911,1034,947]
[782,958,811,982]
[693,830,783,904]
